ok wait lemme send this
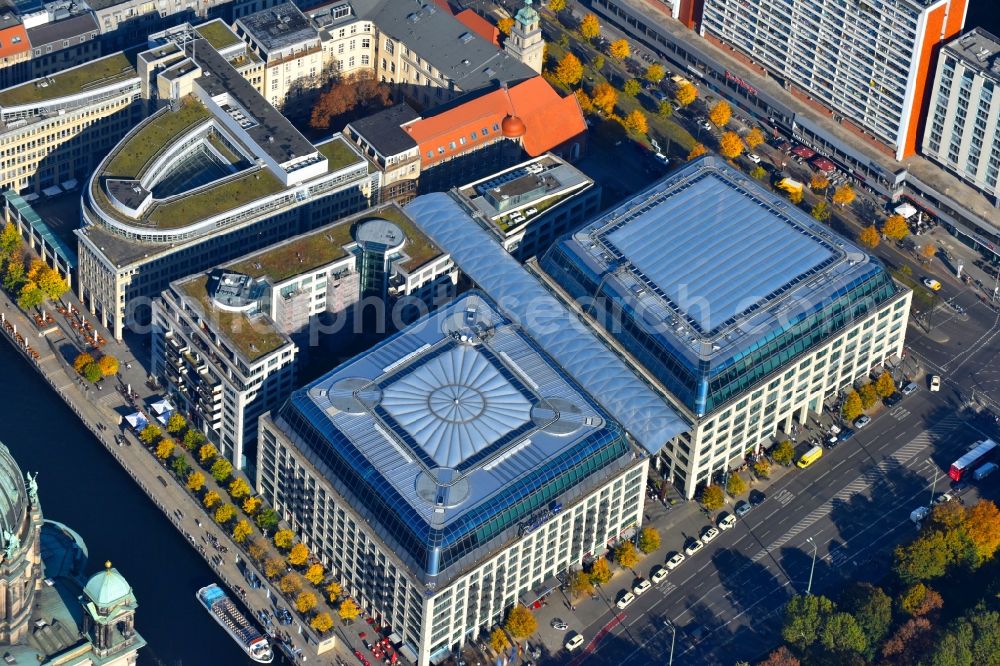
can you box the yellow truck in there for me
[776,178,804,194]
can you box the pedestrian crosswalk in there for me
[749,415,962,563]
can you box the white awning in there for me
[150,398,175,415]
[22,193,39,202]
[42,186,61,197]
[124,412,147,430]
[60,179,78,191]
[894,203,918,219]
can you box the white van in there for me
[564,634,585,651]
[974,462,998,481]
[910,506,930,524]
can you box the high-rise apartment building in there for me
[922,28,1000,206]
[700,0,967,160]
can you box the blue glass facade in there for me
[542,230,900,415]
[276,396,629,581]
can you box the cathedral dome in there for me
[0,444,28,542]
[501,114,527,138]
[84,562,133,608]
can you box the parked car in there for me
[700,120,712,130]
[651,566,668,584]
[666,552,686,569]
[734,500,752,517]
[684,539,704,556]
[910,506,930,524]
[747,153,761,163]
[884,392,903,406]
[616,591,636,609]
[933,491,955,506]
[922,278,942,291]
[749,490,766,506]
[565,634,585,651]
[854,415,872,428]
[929,375,941,392]
[901,382,919,396]
[717,513,737,530]
[839,428,856,442]
[700,526,720,544]
[633,579,652,596]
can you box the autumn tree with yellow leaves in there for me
[623,109,648,135]
[719,131,745,159]
[288,543,310,567]
[591,82,617,115]
[608,38,629,60]
[555,53,583,86]
[708,100,731,127]
[687,143,708,161]
[882,214,909,240]
[674,82,697,107]
[858,225,880,249]
[579,13,600,40]
[745,127,766,149]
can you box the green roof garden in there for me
[147,168,284,228]
[227,222,355,283]
[104,97,213,178]
[319,137,363,173]
[0,52,135,107]
[179,275,287,362]
[196,20,242,50]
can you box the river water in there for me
[0,341,252,665]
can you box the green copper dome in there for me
[0,443,28,544]
[84,561,133,608]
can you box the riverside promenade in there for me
[0,287,354,665]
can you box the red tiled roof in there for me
[404,77,586,166]
[0,25,30,60]
[455,9,500,47]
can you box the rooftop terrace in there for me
[195,20,242,51]
[178,274,288,362]
[146,168,285,229]
[0,52,135,107]
[224,203,439,283]
[318,136,364,173]
[104,97,211,179]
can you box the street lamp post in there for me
[929,468,940,507]
[806,537,818,595]
[665,619,677,666]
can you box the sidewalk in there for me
[0,286,366,664]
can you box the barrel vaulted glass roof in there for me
[405,193,690,453]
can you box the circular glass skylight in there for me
[381,346,533,468]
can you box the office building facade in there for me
[152,204,455,470]
[257,291,664,666]
[541,157,912,497]
[455,154,600,260]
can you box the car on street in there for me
[565,634,585,651]
[734,500,752,517]
[550,619,569,631]
[616,591,636,609]
[700,526,720,544]
[684,539,704,556]
[666,552,686,569]
[717,513,736,530]
[854,415,872,428]
[633,579,652,596]
[651,566,668,584]
[749,490,767,506]
[826,432,840,448]
[933,491,955,506]
[839,427,856,442]
[654,152,670,165]
[884,392,903,406]
[747,153,761,163]
[929,375,941,392]
[910,506,930,524]
[700,120,712,130]
[901,382,919,396]
[922,278,942,291]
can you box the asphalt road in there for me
[560,290,1000,665]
